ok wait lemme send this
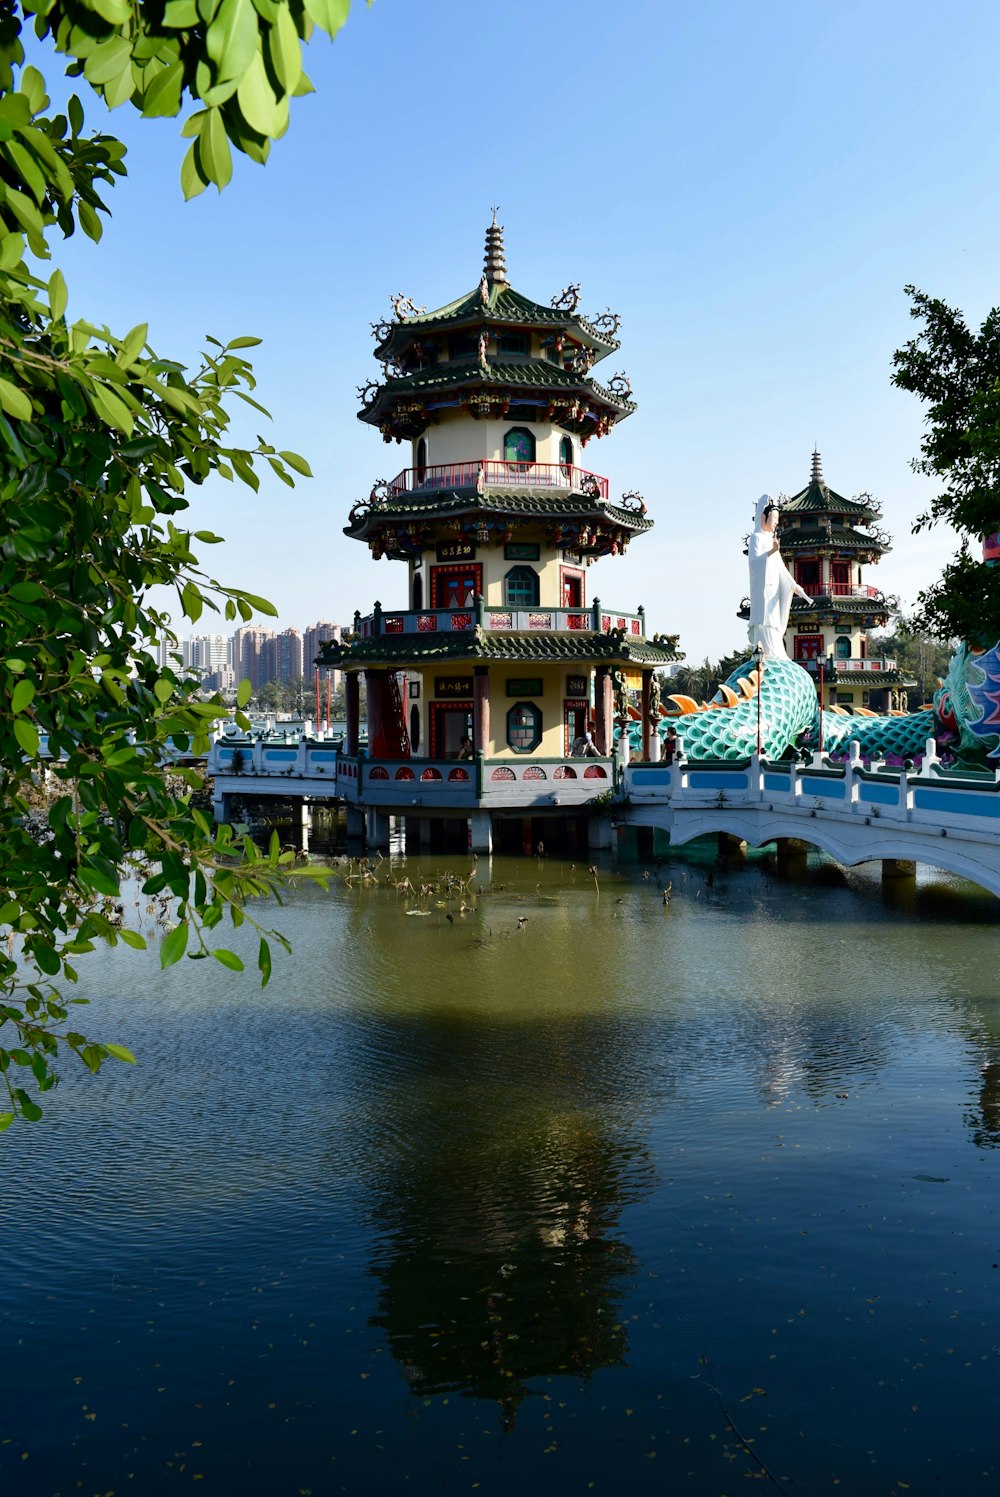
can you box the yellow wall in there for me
[407,663,591,759]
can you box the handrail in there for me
[385,459,609,501]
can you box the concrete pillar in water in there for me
[718,832,747,857]
[346,805,365,846]
[776,837,809,867]
[588,813,613,850]
[469,810,493,855]
[367,809,391,851]
[882,858,916,881]
[298,799,310,854]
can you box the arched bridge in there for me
[619,745,1000,897]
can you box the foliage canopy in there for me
[892,286,1000,644]
[0,0,356,1125]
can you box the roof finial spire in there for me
[483,209,507,288]
[811,446,824,486]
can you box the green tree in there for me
[0,0,357,1125]
[892,286,1000,643]
[868,614,955,706]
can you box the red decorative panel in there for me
[417,615,437,632]
[394,767,415,781]
[616,618,626,631]
[420,768,442,781]
[567,614,587,630]
[448,767,470,782]
[583,765,608,779]
[384,616,404,633]
[369,766,389,780]
[631,620,641,635]
[523,766,546,779]
[489,612,513,629]
[450,612,472,631]
[601,615,611,631]
[554,765,577,779]
[491,767,516,781]
[528,612,553,629]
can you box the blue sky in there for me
[30,0,1000,661]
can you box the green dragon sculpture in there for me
[623,644,1000,768]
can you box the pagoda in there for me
[319,217,679,853]
[740,450,916,712]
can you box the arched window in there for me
[507,702,542,753]
[559,434,574,468]
[412,572,423,610]
[504,566,539,606]
[835,635,851,659]
[504,427,536,465]
[415,437,427,484]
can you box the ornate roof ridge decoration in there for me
[317,630,682,670]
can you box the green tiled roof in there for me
[377,285,618,355]
[781,481,877,521]
[780,525,888,553]
[319,629,680,670]
[346,487,653,538]
[833,668,917,686]
[737,596,891,621]
[358,359,634,427]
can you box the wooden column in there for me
[594,666,614,756]
[345,672,360,756]
[473,666,490,754]
[641,669,653,762]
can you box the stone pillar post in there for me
[641,669,653,762]
[345,672,360,756]
[473,666,490,755]
[469,810,493,855]
[594,666,613,756]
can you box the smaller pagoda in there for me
[740,451,916,712]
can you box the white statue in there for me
[748,494,812,659]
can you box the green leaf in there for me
[16,1092,43,1122]
[11,679,34,714]
[118,929,147,950]
[236,677,252,707]
[31,941,60,976]
[235,49,287,137]
[0,1112,14,1132]
[0,376,33,421]
[88,381,135,435]
[198,106,233,189]
[104,1042,136,1063]
[213,947,245,971]
[14,719,39,757]
[160,922,189,968]
[181,138,209,200]
[226,335,262,349]
[258,937,271,987]
[48,268,67,321]
[278,449,312,477]
[142,58,185,118]
[268,6,302,93]
[84,36,134,88]
[302,0,349,38]
[207,0,259,83]
[0,233,25,271]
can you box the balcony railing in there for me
[386,460,609,501]
[357,601,645,639]
[827,583,883,599]
[798,657,899,674]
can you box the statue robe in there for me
[748,494,797,659]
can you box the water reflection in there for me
[346,1010,655,1423]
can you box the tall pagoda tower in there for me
[741,450,915,712]
[319,218,679,852]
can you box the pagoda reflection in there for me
[353,1012,656,1424]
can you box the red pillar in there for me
[345,672,360,755]
[473,667,490,755]
[594,666,613,756]
[641,669,653,762]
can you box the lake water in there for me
[2,844,1000,1495]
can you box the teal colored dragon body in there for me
[622,644,1000,766]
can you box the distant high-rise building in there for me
[232,626,277,690]
[303,621,343,690]
[276,628,304,683]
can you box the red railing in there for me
[828,582,882,599]
[386,460,609,501]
